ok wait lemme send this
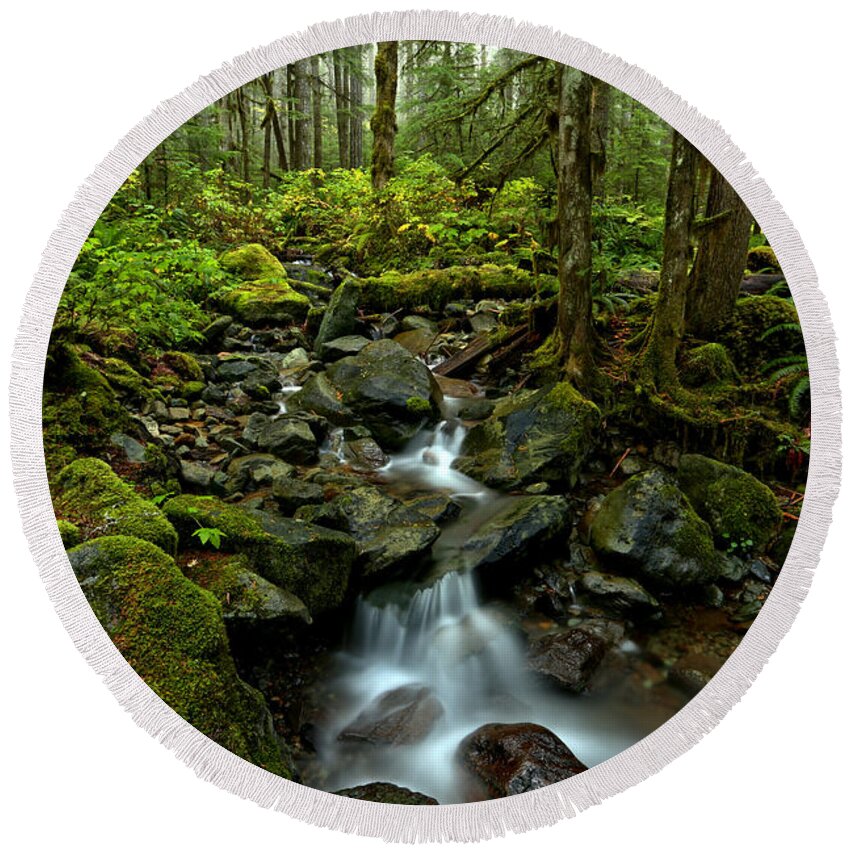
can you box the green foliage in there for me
[592,202,664,276]
[760,319,810,420]
[192,526,228,549]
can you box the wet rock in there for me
[400,314,437,333]
[319,334,370,362]
[280,346,311,370]
[338,685,444,745]
[454,382,600,490]
[433,496,571,579]
[242,413,318,463]
[668,653,724,696]
[325,339,438,450]
[527,628,608,693]
[315,277,360,349]
[272,477,325,514]
[340,437,388,471]
[181,553,311,624]
[179,459,216,489]
[402,492,461,525]
[287,372,355,425]
[216,358,263,383]
[333,783,437,805]
[577,571,662,621]
[677,453,782,555]
[109,432,147,463]
[469,310,499,333]
[201,314,233,347]
[458,723,587,797]
[394,327,437,356]
[455,397,495,420]
[168,406,191,421]
[590,470,722,590]
[432,374,481,399]
[298,485,439,576]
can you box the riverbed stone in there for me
[319,334,370,362]
[224,453,294,495]
[527,628,608,693]
[272,477,325,514]
[287,372,356,424]
[297,485,439,576]
[333,783,438,805]
[577,571,662,621]
[453,382,600,490]
[315,277,361,350]
[458,723,587,798]
[431,495,571,579]
[338,685,444,745]
[590,469,721,590]
[325,339,439,450]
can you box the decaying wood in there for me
[433,325,527,377]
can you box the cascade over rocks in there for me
[338,685,444,745]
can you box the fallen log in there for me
[433,324,528,377]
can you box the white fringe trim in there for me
[8,10,840,843]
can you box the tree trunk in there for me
[260,72,288,173]
[333,50,349,168]
[262,109,272,188]
[235,87,250,182]
[348,46,363,168]
[590,78,610,198]
[311,55,323,169]
[686,164,752,336]
[556,64,596,385]
[286,65,296,166]
[640,131,699,393]
[370,41,398,190]
[292,60,311,170]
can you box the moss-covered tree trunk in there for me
[332,50,350,169]
[590,78,610,198]
[349,46,364,168]
[371,41,399,191]
[556,64,597,386]
[640,130,699,393]
[686,164,752,336]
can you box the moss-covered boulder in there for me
[180,552,310,624]
[747,245,780,273]
[56,519,81,548]
[220,244,286,280]
[67,535,292,776]
[334,783,438,805]
[53,458,178,555]
[454,382,600,490]
[321,339,439,450]
[162,495,355,613]
[217,244,310,325]
[680,343,737,389]
[590,469,721,590]
[718,295,802,369]
[42,343,133,474]
[160,350,204,382]
[677,453,782,554]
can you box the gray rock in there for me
[272,477,325,514]
[333,783,437,805]
[110,432,147,463]
[338,685,444,745]
[319,334,371,362]
[168,406,191,421]
[399,314,437,333]
[528,628,608,693]
[257,418,317,463]
[179,460,215,488]
[315,277,360,349]
[590,469,721,590]
[577,571,662,621]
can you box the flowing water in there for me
[309,396,676,803]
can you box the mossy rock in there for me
[218,278,310,326]
[717,295,802,370]
[42,343,133,475]
[315,277,361,350]
[100,357,161,405]
[747,245,780,273]
[160,351,204,382]
[67,535,292,776]
[454,382,600,490]
[181,552,311,624]
[163,495,355,613]
[590,469,721,590]
[220,244,286,280]
[57,519,82,548]
[53,457,178,555]
[677,453,782,555]
[181,380,206,401]
[680,343,737,389]
[356,265,557,313]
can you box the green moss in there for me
[747,245,780,273]
[163,495,354,613]
[57,519,81,548]
[161,351,204,382]
[718,295,801,370]
[680,343,738,389]
[677,453,782,554]
[405,396,432,415]
[42,343,132,476]
[527,332,562,383]
[53,458,178,555]
[181,380,206,400]
[100,357,161,404]
[356,265,557,313]
[68,535,292,776]
[217,278,310,325]
[220,244,286,279]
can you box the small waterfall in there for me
[273,378,302,416]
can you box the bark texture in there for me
[371,42,399,191]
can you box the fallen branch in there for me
[608,447,631,478]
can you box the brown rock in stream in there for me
[338,684,444,745]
